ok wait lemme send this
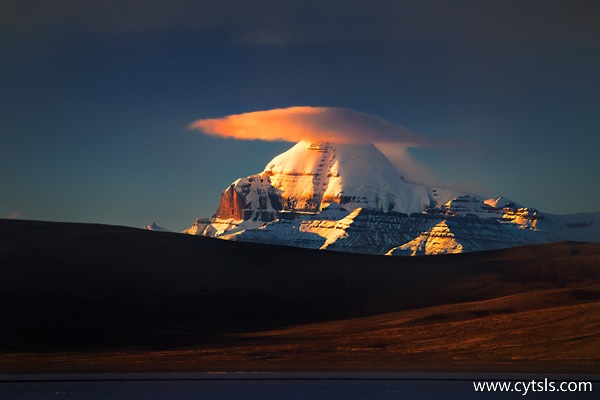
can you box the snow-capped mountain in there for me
[201,140,461,233]
[145,220,170,232]
[185,141,600,255]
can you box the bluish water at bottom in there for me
[1,373,597,399]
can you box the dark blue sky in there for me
[1,0,599,230]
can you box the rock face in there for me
[185,141,600,255]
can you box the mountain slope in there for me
[1,219,600,372]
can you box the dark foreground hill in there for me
[0,218,599,373]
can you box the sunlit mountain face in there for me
[176,141,600,255]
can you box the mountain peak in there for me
[205,140,466,231]
[145,220,169,232]
[206,140,450,228]
[260,140,433,214]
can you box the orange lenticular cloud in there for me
[190,106,438,147]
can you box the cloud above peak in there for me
[190,106,439,147]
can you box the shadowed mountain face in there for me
[1,219,600,372]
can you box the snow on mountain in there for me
[263,140,433,214]
[387,221,464,256]
[219,208,427,254]
[386,206,599,256]
[197,140,465,234]
[220,205,575,256]
[429,187,469,208]
[484,196,521,209]
[184,140,600,256]
[386,216,560,256]
[545,211,600,242]
[181,218,211,235]
[144,220,170,232]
